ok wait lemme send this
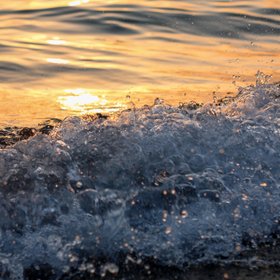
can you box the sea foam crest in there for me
[0,82,280,279]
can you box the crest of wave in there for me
[0,80,280,279]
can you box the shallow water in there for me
[0,0,279,126]
[0,82,280,279]
[1,1,280,279]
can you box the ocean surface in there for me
[0,0,279,126]
[0,1,280,279]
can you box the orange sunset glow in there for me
[0,0,279,126]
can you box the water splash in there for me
[0,83,280,279]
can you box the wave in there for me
[0,81,280,279]
[2,4,280,37]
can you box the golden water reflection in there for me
[47,37,66,46]
[68,0,90,6]
[0,0,279,126]
[46,58,70,65]
[58,88,126,114]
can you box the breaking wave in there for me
[0,81,280,279]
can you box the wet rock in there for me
[18,128,37,140]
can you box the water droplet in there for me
[224,272,230,279]
[154,98,165,105]
[255,70,272,86]
[101,263,119,276]
[165,227,172,234]
[180,210,189,218]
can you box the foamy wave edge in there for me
[0,82,280,279]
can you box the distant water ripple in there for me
[0,0,279,125]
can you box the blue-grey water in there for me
[0,1,280,279]
[1,82,280,279]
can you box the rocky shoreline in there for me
[0,119,61,149]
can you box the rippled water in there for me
[0,0,279,126]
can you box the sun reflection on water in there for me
[47,37,66,46]
[68,0,90,7]
[46,58,69,64]
[58,88,126,114]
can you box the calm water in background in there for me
[0,0,279,126]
